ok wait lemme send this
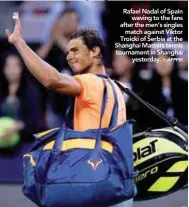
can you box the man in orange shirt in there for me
[6,14,133,207]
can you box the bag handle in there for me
[52,77,108,152]
[115,80,188,138]
[46,78,108,172]
[108,78,118,126]
[96,74,119,127]
[94,76,120,151]
[94,79,110,150]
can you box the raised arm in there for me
[5,14,81,96]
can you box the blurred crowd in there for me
[0,1,188,151]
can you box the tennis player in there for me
[6,13,133,207]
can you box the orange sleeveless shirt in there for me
[73,74,126,131]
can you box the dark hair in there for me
[69,29,105,60]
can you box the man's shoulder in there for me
[74,73,102,85]
[73,73,104,102]
[74,73,100,79]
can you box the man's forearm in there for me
[15,38,60,87]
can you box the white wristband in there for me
[13,12,19,20]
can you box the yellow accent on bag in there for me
[43,139,113,153]
[24,154,36,166]
[167,161,188,172]
[148,177,180,192]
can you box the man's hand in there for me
[5,13,22,45]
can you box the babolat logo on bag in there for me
[134,140,158,162]
[133,128,188,201]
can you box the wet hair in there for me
[69,29,105,60]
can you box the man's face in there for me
[67,38,94,74]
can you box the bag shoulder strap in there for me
[96,74,119,127]
[108,78,119,127]
[115,80,188,135]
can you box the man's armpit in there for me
[74,76,86,99]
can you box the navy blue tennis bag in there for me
[22,78,138,207]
